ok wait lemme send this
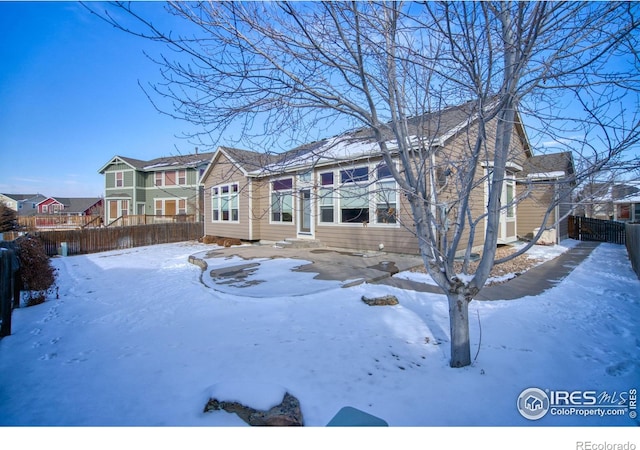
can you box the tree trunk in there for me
[447,291,471,368]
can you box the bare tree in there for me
[86,1,640,367]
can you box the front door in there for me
[165,200,177,216]
[109,200,118,222]
[298,189,311,234]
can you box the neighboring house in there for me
[201,101,571,255]
[575,181,640,222]
[574,182,615,220]
[516,152,576,244]
[36,197,103,216]
[98,152,215,224]
[612,182,640,222]
[0,193,47,215]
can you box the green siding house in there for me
[98,152,215,224]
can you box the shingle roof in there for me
[120,152,216,171]
[248,98,511,174]
[519,152,575,179]
[1,193,39,201]
[48,197,102,214]
[220,147,281,172]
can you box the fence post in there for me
[626,223,640,280]
[1,249,14,337]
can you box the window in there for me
[165,171,176,186]
[486,169,516,219]
[340,167,369,223]
[115,171,124,188]
[155,199,163,215]
[376,180,397,224]
[177,169,187,185]
[178,199,186,215]
[319,171,335,223]
[505,176,515,218]
[634,203,640,221]
[211,183,239,222]
[299,170,312,183]
[271,178,293,223]
[618,204,630,220]
[341,167,368,183]
[376,163,392,180]
[155,172,163,187]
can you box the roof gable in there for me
[519,152,575,180]
[99,152,216,174]
[38,197,102,213]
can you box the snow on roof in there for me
[527,171,566,180]
[250,135,384,175]
[614,194,640,204]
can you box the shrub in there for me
[0,202,18,232]
[202,235,218,244]
[201,235,242,247]
[223,238,242,247]
[15,235,56,306]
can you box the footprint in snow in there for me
[605,360,636,377]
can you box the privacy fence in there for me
[0,242,20,337]
[626,223,640,280]
[5,222,204,257]
[568,215,626,245]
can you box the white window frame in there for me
[270,178,294,224]
[320,162,398,227]
[155,169,188,187]
[211,183,240,222]
[115,171,124,188]
[318,171,335,224]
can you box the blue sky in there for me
[0,2,199,197]
[1,2,637,199]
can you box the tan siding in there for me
[516,184,555,239]
[201,113,534,254]
[433,116,528,254]
[203,153,253,240]
[316,225,419,254]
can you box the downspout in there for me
[248,178,253,241]
[430,150,439,251]
[555,184,560,244]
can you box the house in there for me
[612,182,640,222]
[573,182,615,220]
[574,181,640,222]
[36,197,103,216]
[98,151,215,224]
[201,101,572,255]
[516,151,576,244]
[0,193,47,216]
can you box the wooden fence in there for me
[568,215,626,245]
[18,215,101,230]
[107,214,196,227]
[10,222,204,257]
[626,223,640,279]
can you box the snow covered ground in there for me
[1,240,638,448]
